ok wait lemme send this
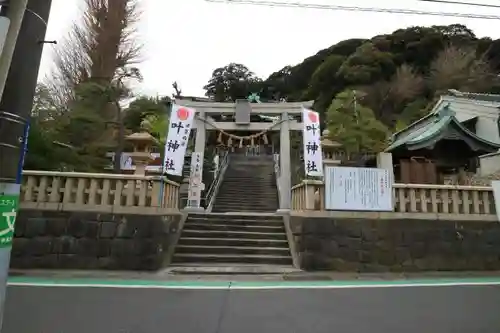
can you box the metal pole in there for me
[0,0,52,330]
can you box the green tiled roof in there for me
[386,105,500,152]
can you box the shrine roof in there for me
[385,105,500,153]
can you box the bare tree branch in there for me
[388,64,425,104]
[430,44,498,93]
[44,0,143,108]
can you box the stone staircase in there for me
[212,154,278,213]
[172,213,292,266]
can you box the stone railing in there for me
[20,171,180,214]
[291,180,496,215]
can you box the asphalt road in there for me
[3,284,500,333]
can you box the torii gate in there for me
[176,99,314,212]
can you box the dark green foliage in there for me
[204,23,500,133]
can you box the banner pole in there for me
[158,102,172,208]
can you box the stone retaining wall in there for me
[11,210,183,271]
[290,216,500,272]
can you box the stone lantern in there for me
[125,119,158,176]
[320,129,342,167]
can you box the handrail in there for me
[205,150,230,212]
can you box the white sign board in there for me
[163,104,196,176]
[187,152,204,208]
[325,166,393,211]
[491,180,500,222]
[302,108,323,177]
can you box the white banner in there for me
[302,108,323,177]
[163,104,196,176]
[325,166,393,211]
[491,181,500,222]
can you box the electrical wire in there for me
[417,0,500,9]
[0,3,48,26]
[205,0,500,20]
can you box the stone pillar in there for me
[194,111,206,153]
[278,111,291,212]
[377,152,394,180]
[185,111,206,212]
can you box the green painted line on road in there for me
[230,277,500,288]
[7,276,500,289]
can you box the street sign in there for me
[0,183,19,248]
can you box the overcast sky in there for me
[38,0,500,98]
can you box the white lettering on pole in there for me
[187,152,204,208]
[302,108,323,177]
[163,104,196,176]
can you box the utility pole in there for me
[0,0,52,330]
[0,0,28,100]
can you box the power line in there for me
[417,0,500,9]
[205,0,500,20]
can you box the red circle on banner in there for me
[177,108,190,120]
[308,111,318,123]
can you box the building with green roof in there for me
[386,90,500,183]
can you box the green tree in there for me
[25,85,85,171]
[123,96,171,134]
[204,63,262,102]
[337,42,396,85]
[303,54,345,100]
[258,23,492,127]
[326,90,389,153]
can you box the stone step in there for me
[181,229,287,240]
[217,188,276,193]
[217,192,275,196]
[224,171,273,174]
[224,172,274,175]
[177,237,288,247]
[215,194,276,197]
[212,203,277,208]
[172,253,292,265]
[226,169,273,172]
[216,192,277,196]
[212,208,277,213]
[226,170,273,172]
[215,201,277,205]
[216,192,277,197]
[221,179,274,183]
[183,222,284,233]
[214,197,277,201]
[176,245,290,256]
[219,184,274,188]
[224,177,273,180]
[219,184,276,187]
[226,172,274,176]
[168,264,299,275]
[188,213,282,221]
[214,196,277,201]
[212,203,278,209]
[186,217,283,225]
